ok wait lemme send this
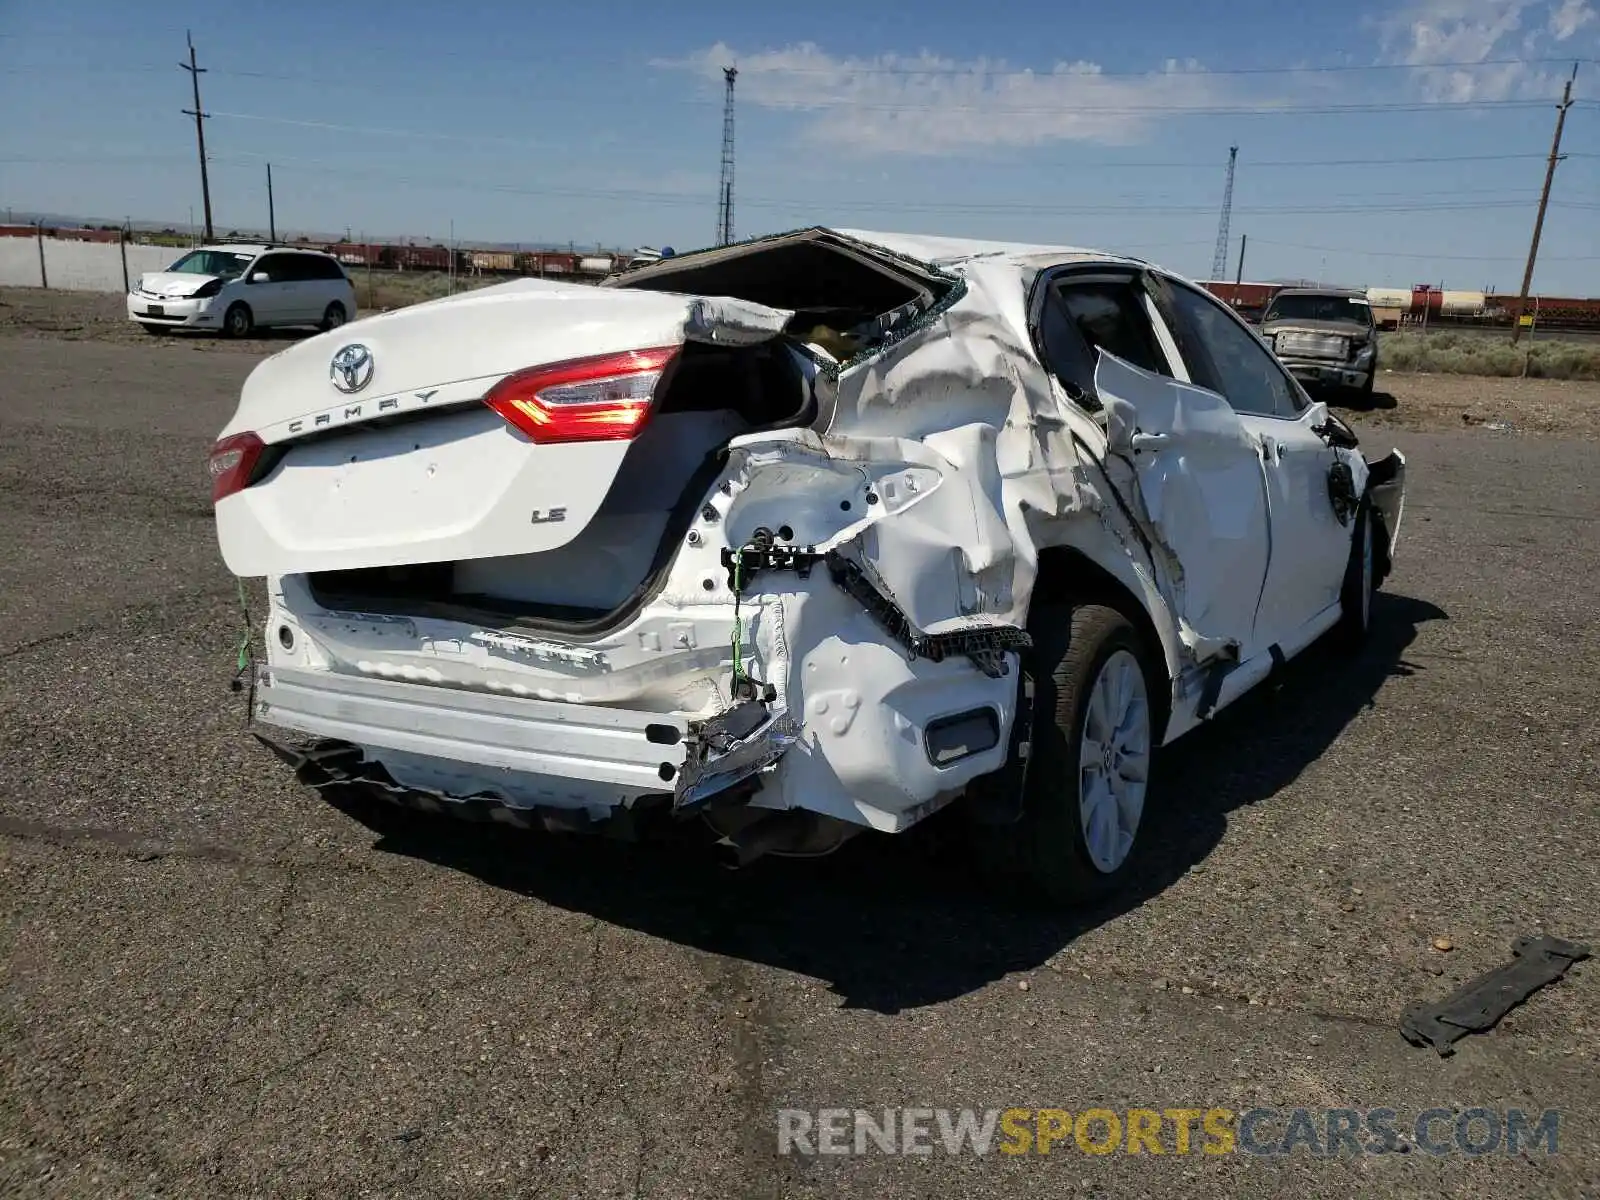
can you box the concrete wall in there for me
[0,237,180,292]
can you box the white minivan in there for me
[128,244,357,338]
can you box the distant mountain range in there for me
[0,208,626,255]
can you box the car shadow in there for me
[328,591,1447,1014]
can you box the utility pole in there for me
[1234,233,1248,286]
[266,163,276,242]
[180,30,214,241]
[1511,62,1578,346]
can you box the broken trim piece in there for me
[676,701,800,812]
[1400,936,1591,1056]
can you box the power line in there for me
[8,147,1593,173]
[1247,237,1600,262]
[0,61,1572,115]
[227,164,1551,216]
[188,110,1600,163]
[6,48,1597,80]
[673,96,1558,115]
[676,55,1600,80]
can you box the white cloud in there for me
[654,42,1261,156]
[1549,0,1597,38]
[1377,0,1591,99]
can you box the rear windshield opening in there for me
[606,228,952,360]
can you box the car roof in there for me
[1271,286,1367,299]
[838,227,1144,271]
[194,243,331,257]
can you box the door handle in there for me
[1259,435,1281,463]
[1130,431,1169,453]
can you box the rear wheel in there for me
[223,302,253,339]
[320,302,348,332]
[976,603,1162,905]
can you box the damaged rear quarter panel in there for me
[808,256,1185,675]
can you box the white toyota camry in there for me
[209,227,1406,903]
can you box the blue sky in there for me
[2,0,1598,292]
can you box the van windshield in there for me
[166,250,254,279]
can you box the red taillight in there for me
[483,345,679,444]
[209,431,265,503]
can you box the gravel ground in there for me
[1,324,1597,1198]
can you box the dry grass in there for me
[351,271,501,313]
[1381,331,1600,381]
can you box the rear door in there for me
[1154,277,1354,650]
[244,253,297,324]
[292,253,342,320]
[1034,268,1271,661]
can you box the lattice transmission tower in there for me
[1211,145,1238,280]
[716,66,737,246]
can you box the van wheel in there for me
[320,302,348,332]
[977,603,1160,906]
[223,302,253,338]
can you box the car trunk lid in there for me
[212,278,795,580]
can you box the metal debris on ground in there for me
[1400,935,1591,1056]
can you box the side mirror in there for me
[250,272,270,284]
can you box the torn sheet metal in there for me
[814,246,1191,681]
[676,700,801,811]
[1400,936,1591,1056]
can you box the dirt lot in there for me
[1,306,1598,1198]
[7,286,1600,439]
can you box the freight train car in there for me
[467,250,517,274]
[1200,280,1279,321]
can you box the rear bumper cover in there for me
[256,664,687,795]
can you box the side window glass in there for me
[252,255,283,282]
[1056,282,1172,378]
[1036,278,1174,413]
[1166,283,1304,418]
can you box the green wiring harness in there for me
[729,550,745,689]
[234,578,252,678]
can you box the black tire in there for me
[1334,498,1376,646]
[1358,370,1375,401]
[320,302,348,332]
[975,603,1163,906]
[223,302,253,339]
